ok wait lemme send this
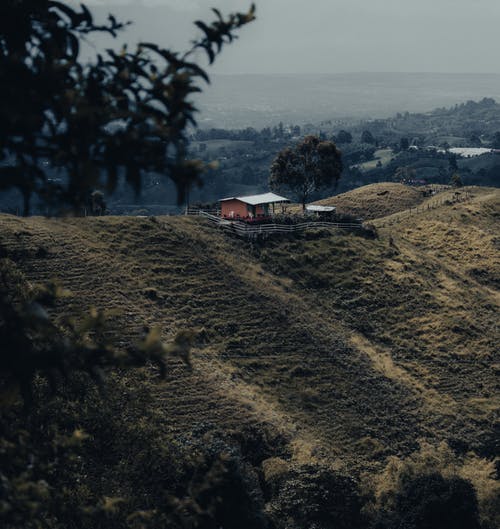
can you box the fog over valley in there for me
[199,72,500,128]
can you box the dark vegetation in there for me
[1,185,498,528]
[0,2,498,529]
[269,135,342,210]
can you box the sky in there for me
[73,0,500,75]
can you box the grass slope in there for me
[313,182,427,219]
[0,184,498,480]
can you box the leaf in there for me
[101,496,125,513]
[80,3,93,26]
[63,428,91,447]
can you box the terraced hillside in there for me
[0,184,498,516]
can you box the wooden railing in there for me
[187,207,220,216]
[195,210,363,238]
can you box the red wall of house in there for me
[220,200,267,218]
[221,199,248,218]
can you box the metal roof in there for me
[306,205,336,212]
[220,192,290,205]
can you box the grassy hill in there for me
[311,182,429,219]
[1,183,498,527]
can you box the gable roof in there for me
[219,192,290,205]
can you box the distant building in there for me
[306,205,336,217]
[447,147,492,158]
[219,192,290,219]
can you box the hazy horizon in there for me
[64,1,500,128]
[72,1,500,75]
[198,72,500,128]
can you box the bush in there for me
[365,441,499,529]
[268,464,366,529]
[375,473,481,529]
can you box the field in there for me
[354,148,394,171]
[191,139,255,155]
[1,183,498,526]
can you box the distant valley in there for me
[199,72,500,128]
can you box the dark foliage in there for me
[269,135,343,210]
[170,454,269,529]
[269,464,366,529]
[0,3,256,527]
[0,0,255,214]
[0,0,255,400]
[361,130,376,144]
[375,473,481,529]
[335,130,353,144]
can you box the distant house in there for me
[219,192,290,219]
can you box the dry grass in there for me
[0,184,498,482]
[312,182,426,219]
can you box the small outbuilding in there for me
[306,205,336,217]
[305,205,336,213]
[219,192,290,220]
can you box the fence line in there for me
[376,191,472,228]
[193,210,364,238]
[187,207,220,216]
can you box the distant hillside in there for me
[1,184,498,527]
[200,73,500,128]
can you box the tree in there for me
[0,0,256,400]
[0,0,255,393]
[491,131,500,149]
[0,1,256,215]
[448,154,459,174]
[336,130,353,144]
[269,135,342,211]
[269,465,366,529]
[395,166,416,183]
[450,173,463,188]
[90,190,106,215]
[0,3,256,526]
[361,130,376,144]
[400,137,410,151]
[386,474,481,529]
[469,134,482,147]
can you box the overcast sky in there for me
[74,1,500,74]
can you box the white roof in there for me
[220,192,290,205]
[448,147,492,158]
[306,205,336,212]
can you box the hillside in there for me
[312,182,428,220]
[1,183,498,526]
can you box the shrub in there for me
[268,464,366,529]
[365,441,499,529]
[376,473,481,529]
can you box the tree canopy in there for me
[0,0,255,215]
[1,3,257,527]
[361,130,376,144]
[335,130,353,144]
[269,135,343,210]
